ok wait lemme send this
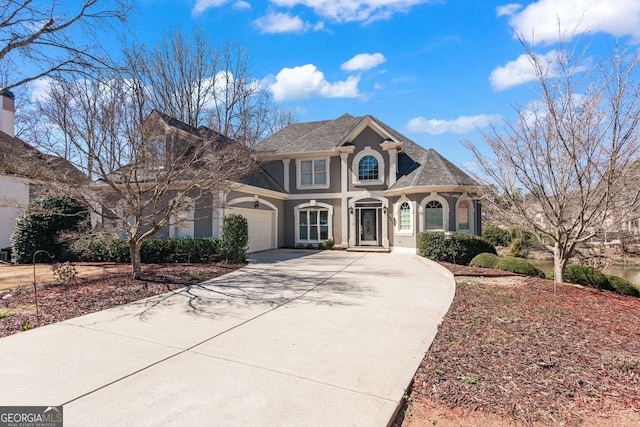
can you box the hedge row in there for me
[563,264,640,297]
[470,253,545,278]
[417,232,497,265]
[73,238,222,263]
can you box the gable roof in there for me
[255,113,477,190]
[0,131,86,182]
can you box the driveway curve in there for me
[0,250,455,427]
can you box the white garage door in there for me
[227,208,276,253]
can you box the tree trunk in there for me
[553,243,567,284]
[129,239,143,280]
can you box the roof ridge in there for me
[272,117,338,153]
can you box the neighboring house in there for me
[0,91,85,259]
[103,112,480,254]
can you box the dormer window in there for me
[358,155,378,181]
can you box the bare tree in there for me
[36,69,258,279]
[466,40,640,284]
[141,27,217,128]
[0,0,130,92]
[206,41,297,146]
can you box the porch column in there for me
[340,152,349,248]
[282,159,290,192]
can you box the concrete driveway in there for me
[0,250,455,426]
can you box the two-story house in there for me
[222,113,480,253]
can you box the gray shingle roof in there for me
[255,114,362,154]
[0,131,86,182]
[255,113,476,189]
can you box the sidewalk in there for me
[0,250,455,426]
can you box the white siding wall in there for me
[0,175,30,248]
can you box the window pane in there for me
[319,210,328,225]
[301,160,312,172]
[320,226,328,240]
[309,210,318,225]
[314,159,326,172]
[458,200,469,229]
[310,225,318,240]
[358,155,379,180]
[314,171,326,185]
[299,211,308,240]
[301,172,312,185]
[399,202,411,231]
[425,201,443,230]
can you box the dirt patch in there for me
[0,263,116,291]
[0,262,244,338]
[395,262,640,426]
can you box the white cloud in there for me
[29,77,53,103]
[489,50,559,90]
[233,1,251,9]
[406,114,502,135]
[496,3,522,17]
[501,0,640,43]
[254,12,316,34]
[269,64,360,101]
[270,0,426,23]
[341,53,386,71]
[193,0,229,14]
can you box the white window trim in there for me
[296,158,331,190]
[170,196,195,238]
[419,193,450,232]
[455,195,475,233]
[294,201,334,244]
[394,196,414,236]
[352,146,385,186]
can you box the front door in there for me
[360,208,378,245]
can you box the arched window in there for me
[425,200,443,230]
[398,202,412,232]
[457,199,471,231]
[358,155,378,181]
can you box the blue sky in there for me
[31,1,640,166]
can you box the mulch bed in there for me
[0,262,244,338]
[397,262,640,426]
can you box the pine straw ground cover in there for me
[0,262,244,338]
[395,262,640,427]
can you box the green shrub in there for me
[606,275,640,297]
[564,264,612,291]
[417,232,496,265]
[494,257,546,278]
[220,214,248,263]
[481,224,513,247]
[469,252,500,268]
[322,239,335,249]
[73,238,220,263]
[11,196,88,264]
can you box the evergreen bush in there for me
[220,214,248,263]
[494,257,546,278]
[11,196,88,264]
[563,264,612,291]
[72,238,220,263]
[481,224,513,247]
[417,232,496,265]
[606,275,640,297]
[469,252,500,268]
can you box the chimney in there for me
[0,90,15,137]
